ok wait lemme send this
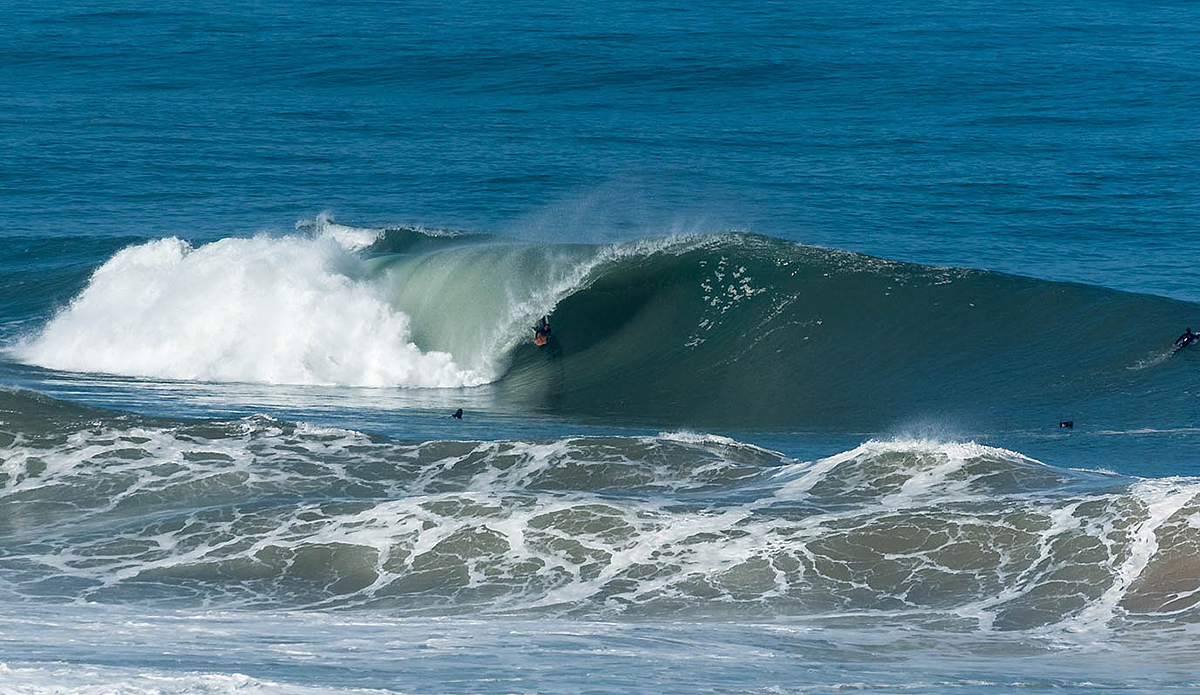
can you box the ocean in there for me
[2,1,1200,692]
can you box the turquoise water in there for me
[3,1,1200,693]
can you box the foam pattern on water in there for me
[0,662,388,695]
[1,420,1198,633]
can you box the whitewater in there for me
[2,385,1200,693]
[15,220,711,388]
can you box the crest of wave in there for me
[16,235,486,388]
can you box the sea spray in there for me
[16,235,484,387]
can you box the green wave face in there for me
[379,232,1196,430]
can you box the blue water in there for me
[8,1,1200,299]
[3,1,1200,693]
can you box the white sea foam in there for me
[305,211,383,252]
[15,235,485,388]
[655,430,779,454]
[770,438,1042,503]
[5,422,1196,630]
[0,662,391,695]
[1068,477,1200,633]
[10,228,766,387]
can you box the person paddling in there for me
[1175,327,1198,351]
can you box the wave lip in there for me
[301,210,384,251]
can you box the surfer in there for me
[1175,327,1198,351]
[533,316,551,346]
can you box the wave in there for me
[9,219,1200,428]
[1,389,1197,632]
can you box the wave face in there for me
[2,388,1198,632]
[13,223,1200,429]
[496,233,1199,429]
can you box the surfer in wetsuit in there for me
[533,316,551,346]
[1175,327,1198,351]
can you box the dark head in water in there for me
[1060,421,1073,429]
[452,408,463,419]
[1175,327,1198,351]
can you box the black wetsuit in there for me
[1175,328,1198,350]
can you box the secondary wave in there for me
[1,388,1198,633]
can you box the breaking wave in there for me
[2,389,1199,633]
[10,219,1199,428]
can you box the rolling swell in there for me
[1,388,1198,632]
[9,223,1199,430]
